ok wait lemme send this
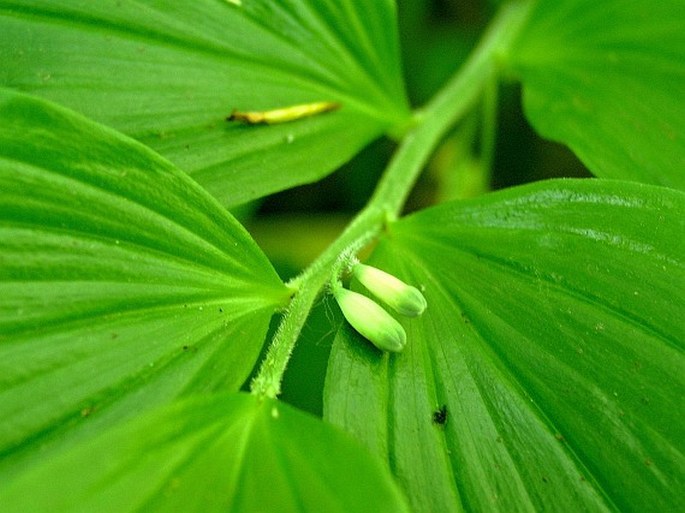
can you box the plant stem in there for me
[370,0,532,216]
[250,0,533,399]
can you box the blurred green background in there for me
[244,0,590,415]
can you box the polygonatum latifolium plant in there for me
[0,88,410,513]
[325,180,685,513]
[0,1,684,512]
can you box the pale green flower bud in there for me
[353,264,427,317]
[334,287,406,353]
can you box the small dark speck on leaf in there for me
[219,308,224,313]
[182,345,189,351]
[432,405,448,425]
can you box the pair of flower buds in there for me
[333,262,427,353]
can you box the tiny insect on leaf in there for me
[432,405,448,425]
[227,101,340,125]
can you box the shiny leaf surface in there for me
[0,0,410,205]
[326,179,685,512]
[0,89,288,475]
[0,393,410,513]
[508,0,685,190]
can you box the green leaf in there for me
[0,392,411,513]
[0,0,410,206]
[325,180,685,512]
[0,89,289,475]
[507,0,685,190]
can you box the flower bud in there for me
[353,264,427,317]
[334,287,406,353]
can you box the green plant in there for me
[0,1,683,511]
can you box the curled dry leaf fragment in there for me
[227,101,340,125]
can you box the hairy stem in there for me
[250,0,533,399]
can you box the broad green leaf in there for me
[0,89,289,476]
[0,392,411,513]
[0,0,410,206]
[507,0,685,190]
[325,180,685,513]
